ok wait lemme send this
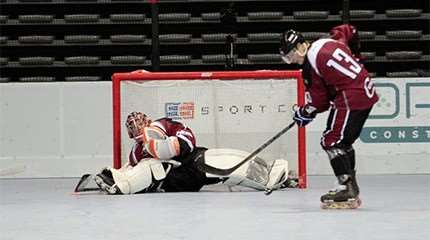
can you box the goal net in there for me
[112,70,307,188]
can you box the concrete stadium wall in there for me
[0,77,429,178]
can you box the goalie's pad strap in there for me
[150,161,166,180]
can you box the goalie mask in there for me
[280,30,306,64]
[126,112,151,139]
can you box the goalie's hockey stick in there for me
[196,121,296,176]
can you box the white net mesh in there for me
[119,78,301,174]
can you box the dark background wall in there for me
[0,0,429,82]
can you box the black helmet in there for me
[280,30,305,55]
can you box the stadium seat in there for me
[159,13,191,22]
[18,15,54,23]
[18,0,52,2]
[201,54,238,63]
[160,55,191,64]
[159,34,192,43]
[386,71,420,77]
[65,76,102,81]
[247,33,281,42]
[302,32,330,41]
[368,72,378,78]
[247,12,283,20]
[247,54,282,63]
[19,76,56,82]
[0,36,8,44]
[64,35,100,43]
[339,10,375,18]
[18,36,54,44]
[109,14,146,22]
[0,57,8,65]
[358,31,376,39]
[0,15,8,23]
[0,77,9,83]
[201,12,220,21]
[293,11,329,19]
[110,35,146,43]
[385,9,422,17]
[64,14,100,23]
[361,52,376,60]
[385,51,422,60]
[110,56,146,64]
[386,30,422,39]
[202,33,237,42]
[416,69,430,77]
[19,57,54,65]
[64,56,100,65]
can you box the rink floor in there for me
[1,175,429,240]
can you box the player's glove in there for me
[293,104,317,127]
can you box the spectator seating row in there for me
[0,9,425,24]
[0,31,428,45]
[0,51,427,65]
[2,70,428,83]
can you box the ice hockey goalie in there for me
[92,112,296,194]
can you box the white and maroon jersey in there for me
[302,24,378,112]
[128,117,196,166]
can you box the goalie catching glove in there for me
[293,104,317,127]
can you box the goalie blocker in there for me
[94,147,293,194]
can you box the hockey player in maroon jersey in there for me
[93,112,293,194]
[280,24,378,209]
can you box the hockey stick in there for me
[74,174,100,192]
[196,121,296,176]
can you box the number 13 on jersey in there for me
[326,48,362,79]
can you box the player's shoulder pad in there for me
[307,38,336,77]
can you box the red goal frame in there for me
[112,70,307,188]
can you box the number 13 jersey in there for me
[302,37,379,112]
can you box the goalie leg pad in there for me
[266,159,289,190]
[222,157,268,191]
[203,148,271,191]
[111,159,166,194]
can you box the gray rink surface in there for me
[1,175,429,240]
